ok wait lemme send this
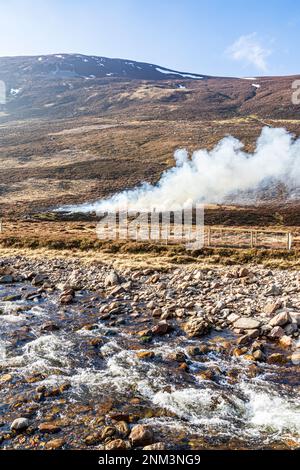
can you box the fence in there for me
[204,227,293,250]
[96,210,295,250]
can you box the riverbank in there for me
[0,253,299,449]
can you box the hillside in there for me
[0,54,299,122]
[0,54,299,218]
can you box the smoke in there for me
[60,127,300,213]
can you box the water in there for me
[0,282,299,449]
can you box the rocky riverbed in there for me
[0,255,300,450]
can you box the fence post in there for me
[250,231,254,248]
[207,227,211,246]
[287,233,292,250]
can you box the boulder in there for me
[129,424,153,447]
[233,318,261,330]
[183,318,211,337]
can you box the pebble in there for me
[10,417,29,431]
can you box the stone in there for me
[284,323,298,335]
[260,324,272,335]
[267,353,288,365]
[291,352,300,365]
[290,312,300,326]
[136,351,155,359]
[263,301,282,316]
[38,423,61,434]
[183,318,211,337]
[109,413,130,422]
[280,335,293,348]
[40,322,60,332]
[105,439,127,450]
[45,438,65,450]
[0,275,13,284]
[129,424,153,447]
[151,321,170,335]
[265,284,282,296]
[152,308,162,317]
[268,326,285,339]
[238,267,250,278]
[109,286,124,296]
[10,417,29,431]
[160,311,172,320]
[85,433,102,446]
[253,350,265,361]
[149,274,160,283]
[100,425,116,440]
[243,354,255,361]
[237,329,260,345]
[115,421,130,437]
[233,318,261,330]
[232,347,247,357]
[197,369,214,380]
[32,274,48,286]
[105,271,120,287]
[60,294,74,305]
[146,301,156,309]
[178,362,189,372]
[3,294,21,301]
[269,312,291,327]
[143,442,166,450]
[227,313,240,324]
[187,345,206,356]
[0,374,12,383]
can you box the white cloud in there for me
[226,33,271,72]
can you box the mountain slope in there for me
[0,54,299,122]
[0,53,207,82]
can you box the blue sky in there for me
[0,0,299,76]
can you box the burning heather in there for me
[59,127,300,214]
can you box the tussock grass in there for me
[1,235,298,269]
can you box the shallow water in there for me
[0,282,299,449]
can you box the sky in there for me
[0,0,299,77]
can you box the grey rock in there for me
[11,417,29,431]
[233,318,261,330]
[269,312,291,327]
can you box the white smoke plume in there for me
[60,127,300,213]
